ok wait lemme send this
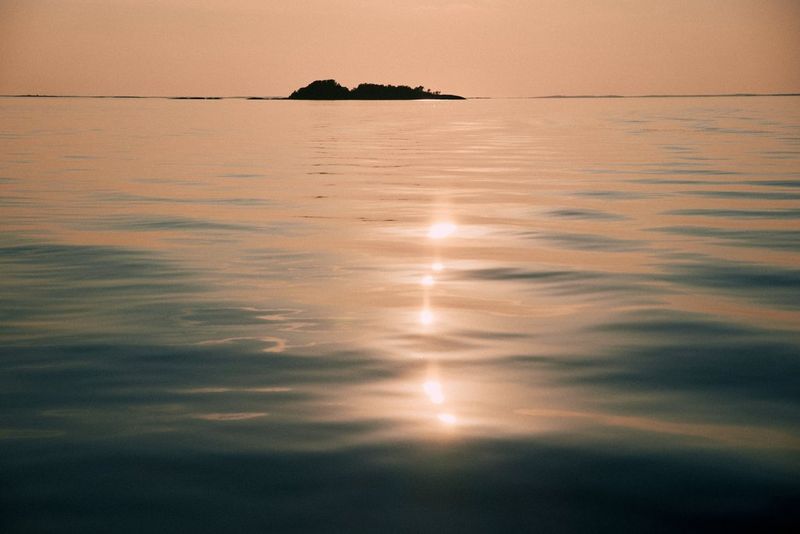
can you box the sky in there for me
[1,0,799,97]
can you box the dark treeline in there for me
[288,79,464,100]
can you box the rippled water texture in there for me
[1,97,799,532]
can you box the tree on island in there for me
[288,79,464,100]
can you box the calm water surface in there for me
[1,97,799,532]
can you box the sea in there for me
[1,96,799,532]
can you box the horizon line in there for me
[1,92,799,101]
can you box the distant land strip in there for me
[1,93,799,100]
[532,93,800,99]
[0,95,283,100]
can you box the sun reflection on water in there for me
[419,308,434,325]
[437,413,458,426]
[427,221,457,239]
[417,221,461,429]
[423,380,445,405]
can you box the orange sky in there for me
[1,0,798,97]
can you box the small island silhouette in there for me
[288,79,464,100]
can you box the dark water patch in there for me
[94,192,273,207]
[651,225,800,251]
[641,161,709,168]
[219,173,268,179]
[465,267,596,283]
[582,167,739,177]
[492,353,602,373]
[640,168,740,176]
[682,190,800,200]
[0,437,797,534]
[244,248,317,264]
[660,259,800,309]
[210,198,272,206]
[0,241,192,283]
[588,311,800,404]
[0,240,203,341]
[546,208,626,221]
[0,340,406,465]
[100,215,258,233]
[454,329,531,341]
[679,155,716,161]
[761,150,800,160]
[0,196,31,207]
[0,343,407,412]
[575,190,650,200]
[528,231,645,252]
[698,126,772,136]
[627,178,721,186]
[743,180,800,188]
[180,307,302,327]
[597,311,763,338]
[456,267,660,298]
[664,208,800,219]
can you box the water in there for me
[1,96,799,532]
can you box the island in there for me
[288,79,464,100]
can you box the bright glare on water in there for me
[428,221,457,239]
[1,96,799,532]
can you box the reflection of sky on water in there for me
[1,97,799,531]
